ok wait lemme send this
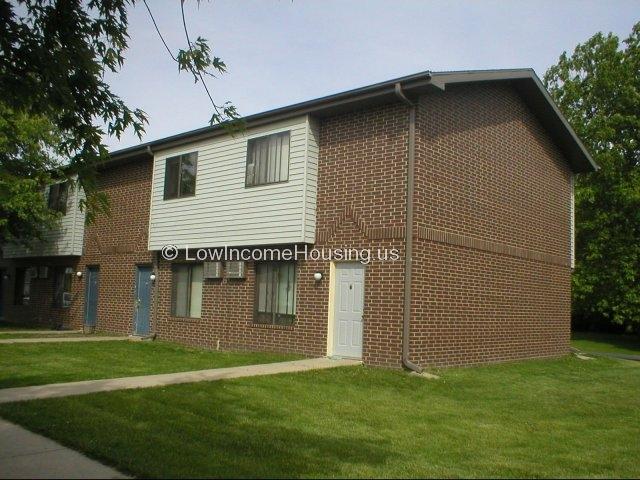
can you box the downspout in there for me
[394,83,423,374]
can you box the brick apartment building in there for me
[0,69,596,368]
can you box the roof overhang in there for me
[108,69,596,173]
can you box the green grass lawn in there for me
[0,341,302,388]
[571,331,640,355]
[0,356,638,478]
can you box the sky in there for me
[103,0,639,150]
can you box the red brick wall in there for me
[410,84,573,367]
[65,159,155,333]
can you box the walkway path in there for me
[0,358,360,404]
[0,419,127,479]
[0,336,128,345]
[586,351,640,361]
[0,330,82,335]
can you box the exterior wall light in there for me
[313,272,323,282]
[76,271,83,278]
[150,273,156,281]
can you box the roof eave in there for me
[107,68,597,174]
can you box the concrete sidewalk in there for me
[0,336,128,345]
[0,419,127,479]
[0,358,360,403]
[0,330,82,335]
[586,351,640,361]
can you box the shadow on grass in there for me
[0,378,395,478]
[572,332,640,354]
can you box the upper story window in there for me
[48,182,69,214]
[245,131,290,187]
[164,152,197,200]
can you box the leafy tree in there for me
[0,0,237,246]
[545,22,640,332]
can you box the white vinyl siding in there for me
[3,184,86,258]
[304,118,319,243]
[148,116,317,250]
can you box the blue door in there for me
[133,266,152,336]
[84,267,99,327]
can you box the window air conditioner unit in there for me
[203,261,223,279]
[38,266,49,279]
[226,261,246,279]
[27,267,38,280]
[62,292,73,308]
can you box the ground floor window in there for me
[171,263,203,318]
[53,267,73,307]
[254,262,296,326]
[14,268,31,305]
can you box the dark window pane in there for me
[164,157,180,199]
[180,153,197,197]
[14,268,30,305]
[48,182,69,214]
[53,266,73,307]
[57,183,69,214]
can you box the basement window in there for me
[254,262,296,326]
[164,152,197,200]
[171,263,203,318]
[245,131,291,187]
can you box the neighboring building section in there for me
[65,158,155,333]
[3,181,86,258]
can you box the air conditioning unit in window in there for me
[27,267,38,280]
[226,261,246,279]
[203,261,223,279]
[38,266,49,279]
[62,292,73,308]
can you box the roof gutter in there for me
[394,82,423,374]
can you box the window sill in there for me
[250,322,295,331]
[167,316,201,323]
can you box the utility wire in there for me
[142,0,178,63]
[142,0,224,118]
[179,0,223,118]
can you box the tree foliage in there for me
[0,0,236,246]
[545,22,640,332]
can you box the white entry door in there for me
[332,263,365,359]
